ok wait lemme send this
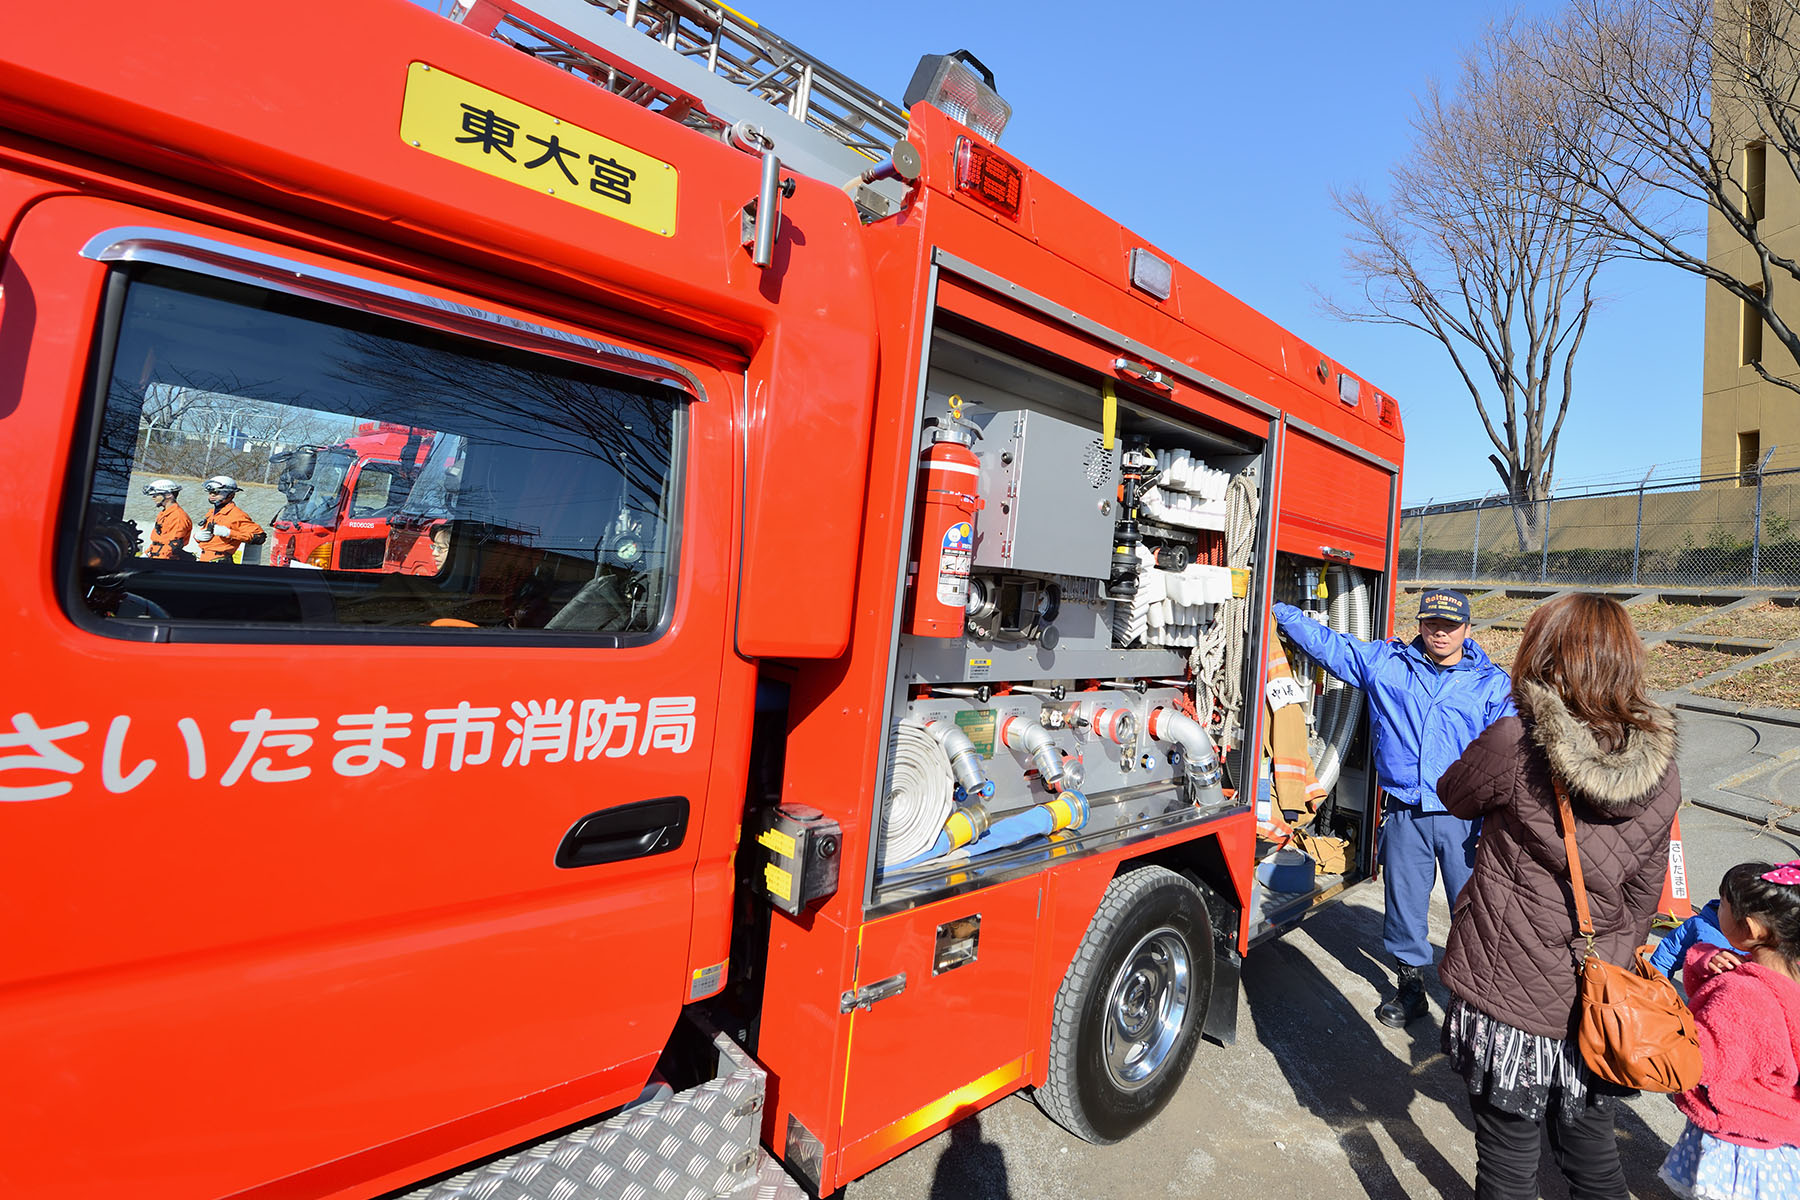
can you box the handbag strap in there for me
[1553,778,1599,944]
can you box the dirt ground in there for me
[849,802,1793,1200]
[1625,601,1728,633]
[1691,600,1800,641]
[1644,643,1743,691]
[1697,655,1800,709]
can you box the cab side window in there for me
[72,265,685,639]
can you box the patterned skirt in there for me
[1441,996,1624,1124]
[1661,1121,1800,1200]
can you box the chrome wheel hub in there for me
[1102,925,1191,1091]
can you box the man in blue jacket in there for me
[1273,587,1515,1027]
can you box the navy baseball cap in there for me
[1417,588,1471,624]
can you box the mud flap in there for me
[1202,943,1241,1046]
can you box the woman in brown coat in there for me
[1436,593,1680,1200]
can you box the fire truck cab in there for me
[0,3,1403,1198]
[268,422,436,572]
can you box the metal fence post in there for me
[1751,448,1778,585]
[1417,499,1429,579]
[1631,466,1655,588]
[1471,502,1482,580]
[1539,495,1551,583]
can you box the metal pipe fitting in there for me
[926,717,995,801]
[1147,706,1225,805]
[1081,703,1138,748]
[1000,714,1065,791]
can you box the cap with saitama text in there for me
[1416,588,1471,624]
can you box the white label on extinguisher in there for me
[936,521,973,606]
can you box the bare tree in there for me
[1529,0,1800,395]
[1324,23,1629,549]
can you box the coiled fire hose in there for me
[881,714,1091,872]
[881,719,956,867]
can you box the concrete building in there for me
[1701,63,1800,483]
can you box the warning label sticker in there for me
[936,521,973,606]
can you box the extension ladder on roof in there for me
[448,0,912,213]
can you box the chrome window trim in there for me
[79,226,705,399]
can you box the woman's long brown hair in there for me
[1511,593,1657,748]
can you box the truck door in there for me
[0,199,743,1198]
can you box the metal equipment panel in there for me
[972,408,1118,579]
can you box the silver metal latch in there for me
[840,972,907,1013]
[737,135,796,269]
[1112,356,1169,388]
[1320,546,1356,562]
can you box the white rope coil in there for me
[881,719,955,866]
[1194,467,1258,752]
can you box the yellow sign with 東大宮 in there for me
[400,62,677,237]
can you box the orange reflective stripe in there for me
[1265,633,1326,826]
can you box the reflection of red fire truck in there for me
[268,422,435,570]
[1,3,1412,1198]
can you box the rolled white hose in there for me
[882,719,955,866]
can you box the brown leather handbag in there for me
[1555,781,1702,1093]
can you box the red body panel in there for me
[758,108,1402,1193]
[0,3,876,1194]
[1276,427,1396,567]
[0,5,1402,1197]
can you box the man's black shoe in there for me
[1375,965,1429,1028]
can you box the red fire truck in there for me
[268,422,437,571]
[0,2,1404,1197]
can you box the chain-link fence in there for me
[1400,467,1800,588]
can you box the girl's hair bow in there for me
[1762,860,1800,886]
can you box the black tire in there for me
[1036,865,1214,1144]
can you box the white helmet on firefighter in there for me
[203,475,240,497]
[142,479,182,497]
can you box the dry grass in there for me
[1691,601,1800,642]
[1695,656,1800,709]
[1471,592,1542,622]
[1627,601,1727,633]
[1644,643,1742,691]
[1476,627,1525,671]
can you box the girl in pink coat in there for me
[1659,859,1800,1199]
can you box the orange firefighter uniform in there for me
[195,500,265,563]
[147,503,194,560]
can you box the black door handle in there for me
[555,796,688,869]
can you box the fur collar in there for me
[1517,679,1677,813]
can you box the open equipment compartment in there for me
[1244,551,1387,941]
[868,327,1273,913]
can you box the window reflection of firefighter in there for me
[193,475,266,563]
[142,479,194,560]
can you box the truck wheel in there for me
[1036,866,1213,1143]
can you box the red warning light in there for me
[954,137,1023,219]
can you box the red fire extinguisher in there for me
[908,398,984,637]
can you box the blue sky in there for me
[423,0,1703,506]
[734,0,1703,507]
